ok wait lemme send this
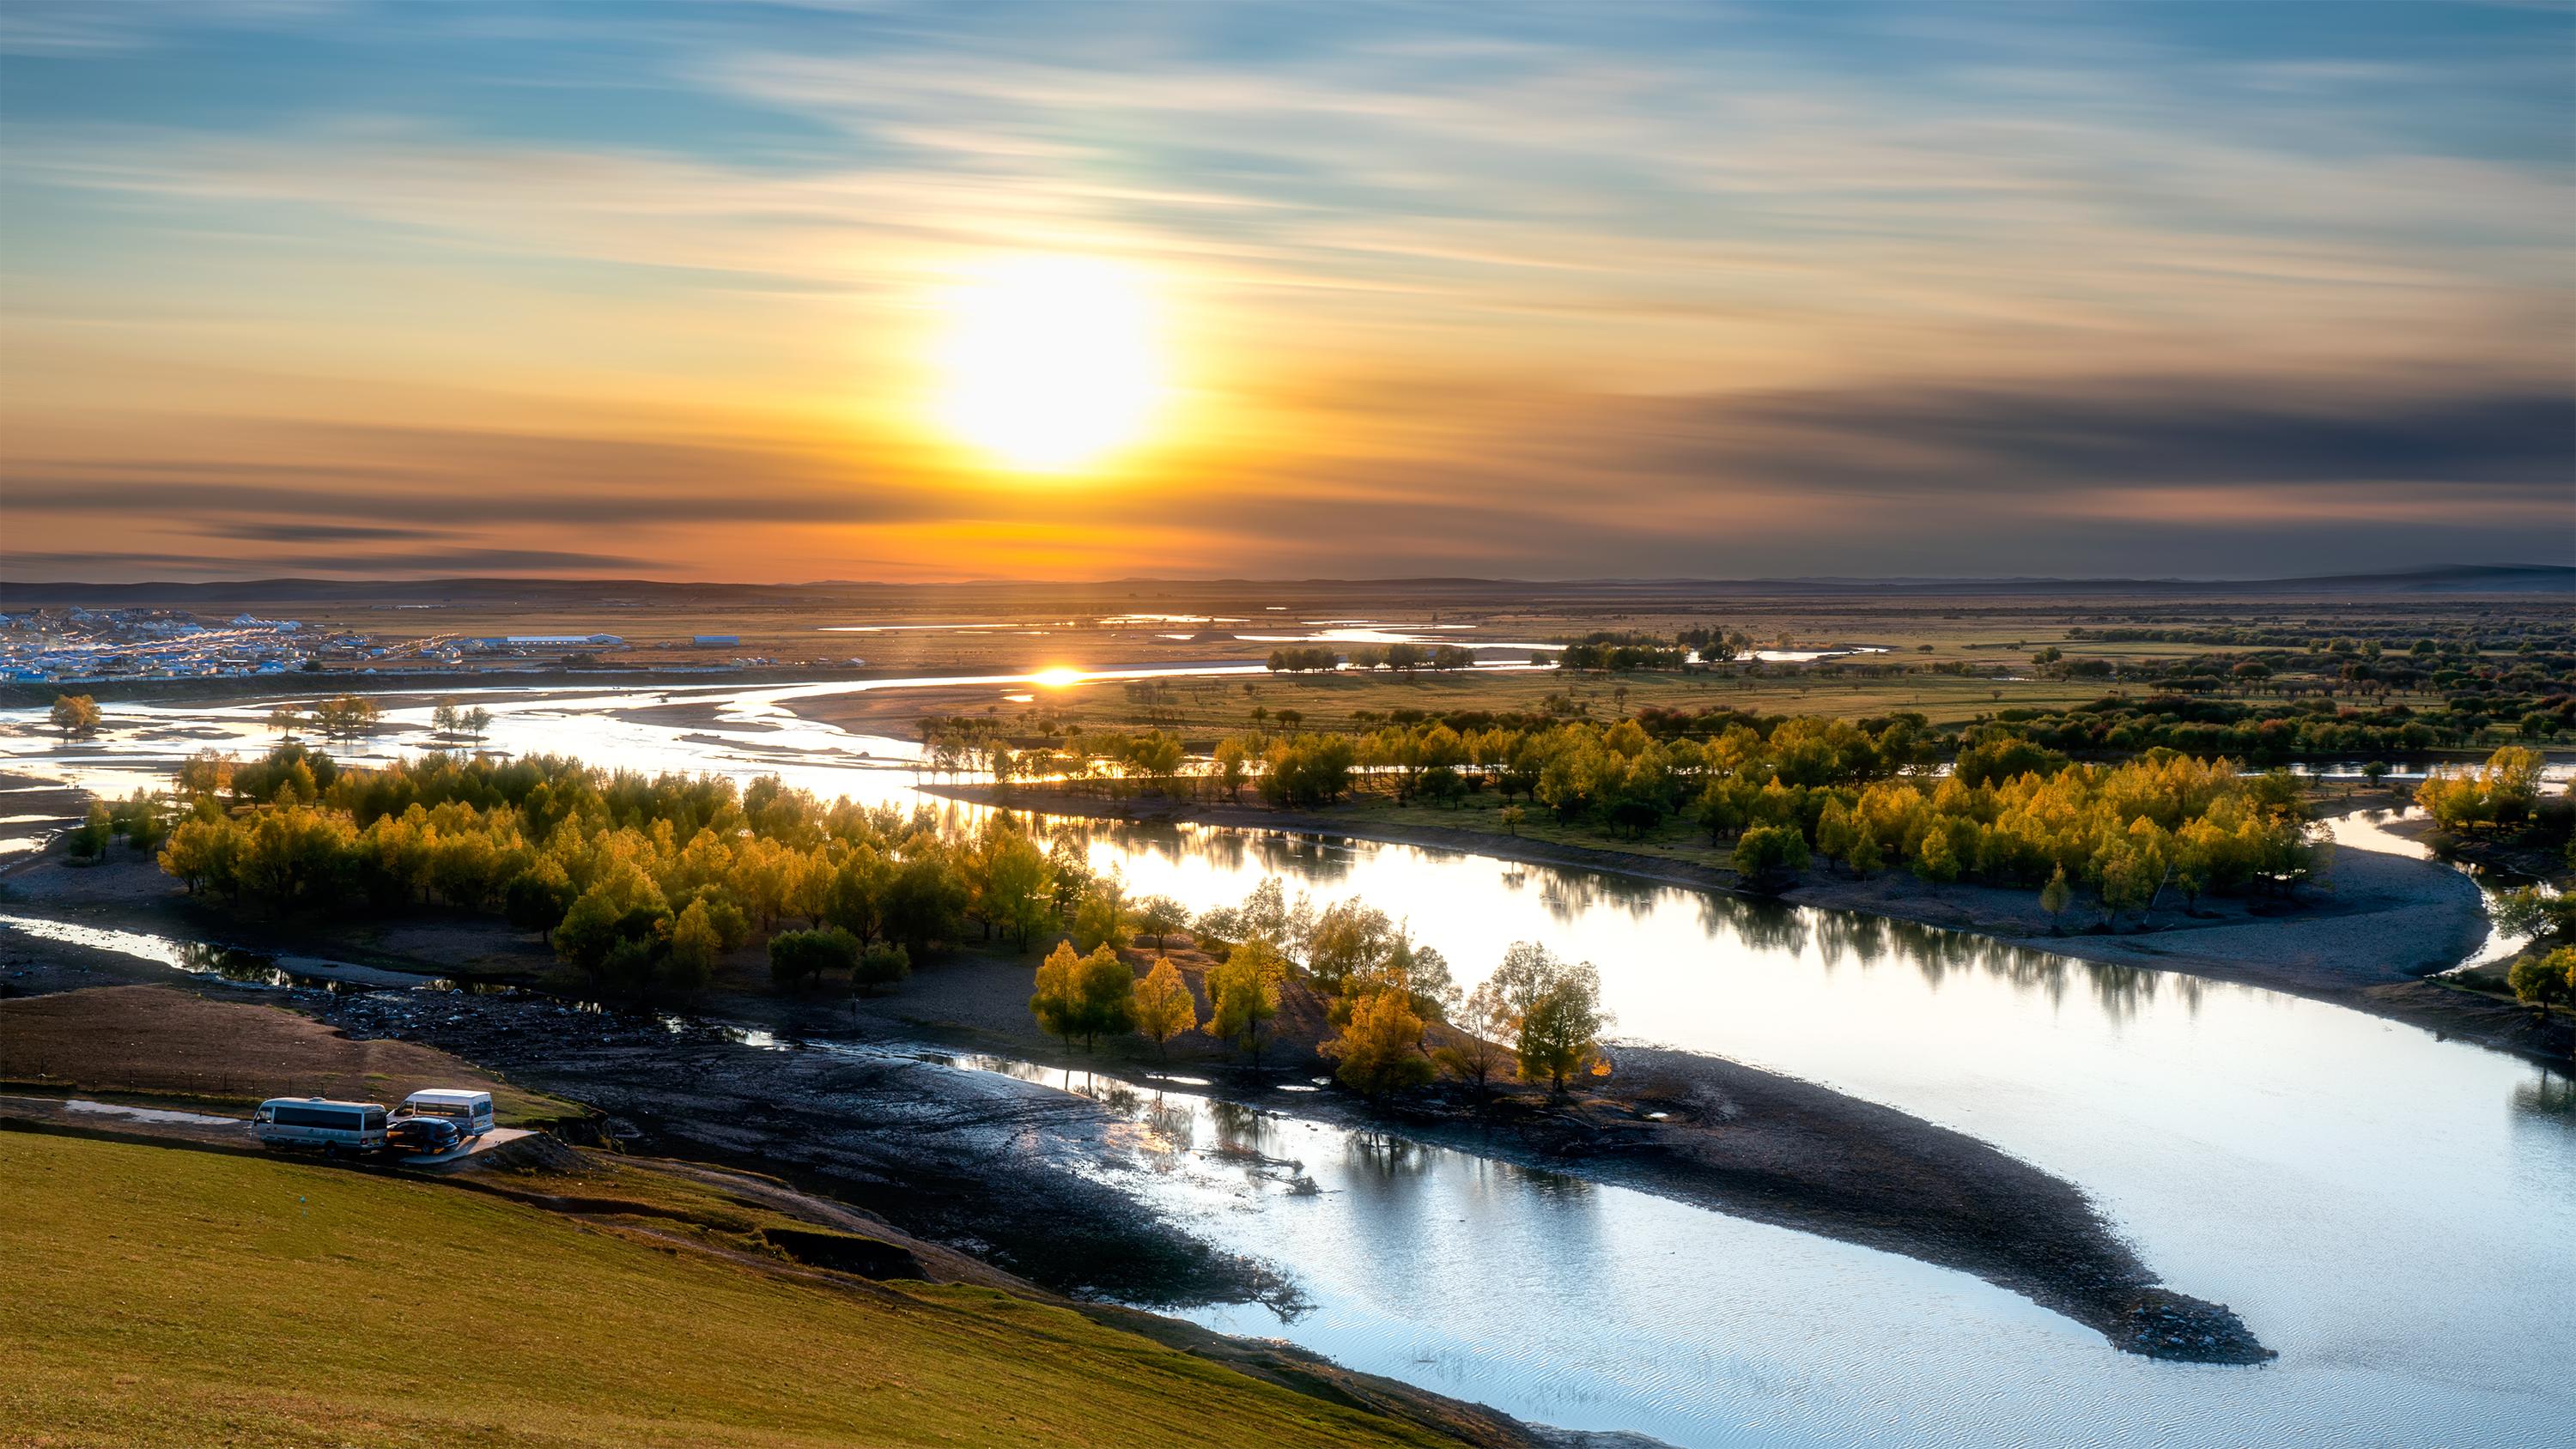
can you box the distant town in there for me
[0,607,777,684]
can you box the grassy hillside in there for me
[0,1132,1456,1449]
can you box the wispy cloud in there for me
[0,1,2567,581]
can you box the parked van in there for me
[252,1098,389,1154]
[396,1088,494,1140]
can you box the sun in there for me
[939,257,1164,472]
[1030,666,1086,688]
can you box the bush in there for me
[65,803,112,860]
[769,926,860,989]
[2507,947,2575,1013]
[1731,825,1810,893]
[854,942,910,994]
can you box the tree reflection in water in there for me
[1344,1129,1425,1181]
[2511,1069,2575,1123]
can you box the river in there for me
[4,675,2572,1447]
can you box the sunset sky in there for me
[2,1,2568,584]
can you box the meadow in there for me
[0,1131,1466,1449]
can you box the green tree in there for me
[2507,947,2574,1014]
[556,879,667,981]
[1204,937,1285,1067]
[854,942,911,995]
[1516,967,1608,1093]
[1498,804,1527,837]
[881,853,967,952]
[1071,876,1130,952]
[1846,833,1884,878]
[1486,942,1611,1091]
[977,829,1054,946]
[504,861,578,938]
[1133,894,1189,949]
[1322,988,1433,1098]
[65,801,113,859]
[769,926,860,990]
[1131,955,1198,1060]
[1731,825,1810,893]
[1074,944,1137,1048]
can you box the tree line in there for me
[155,742,1086,994]
[1026,875,1613,1099]
[991,706,2326,922]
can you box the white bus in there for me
[252,1098,389,1154]
[397,1088,494,1139]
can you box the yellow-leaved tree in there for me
[1030,940,1082,1050]
[1131,956,1198,1060]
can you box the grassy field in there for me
[0,1131,1461,1449]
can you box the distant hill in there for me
[2,562,2567,608]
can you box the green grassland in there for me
[0,1132,1458,1449]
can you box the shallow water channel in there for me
[5,679,2573,1446]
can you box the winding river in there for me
[4,675,2572,1448]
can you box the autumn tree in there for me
[1322,988,1433,1097]
[667,899,724,986]
[1204,937,1285,1067]
[1131,955,1198,1059]
[49,694,101,739]
[2039,865,2072,933]
[1212,737,1250,802]
[1030,941,1084,1049]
